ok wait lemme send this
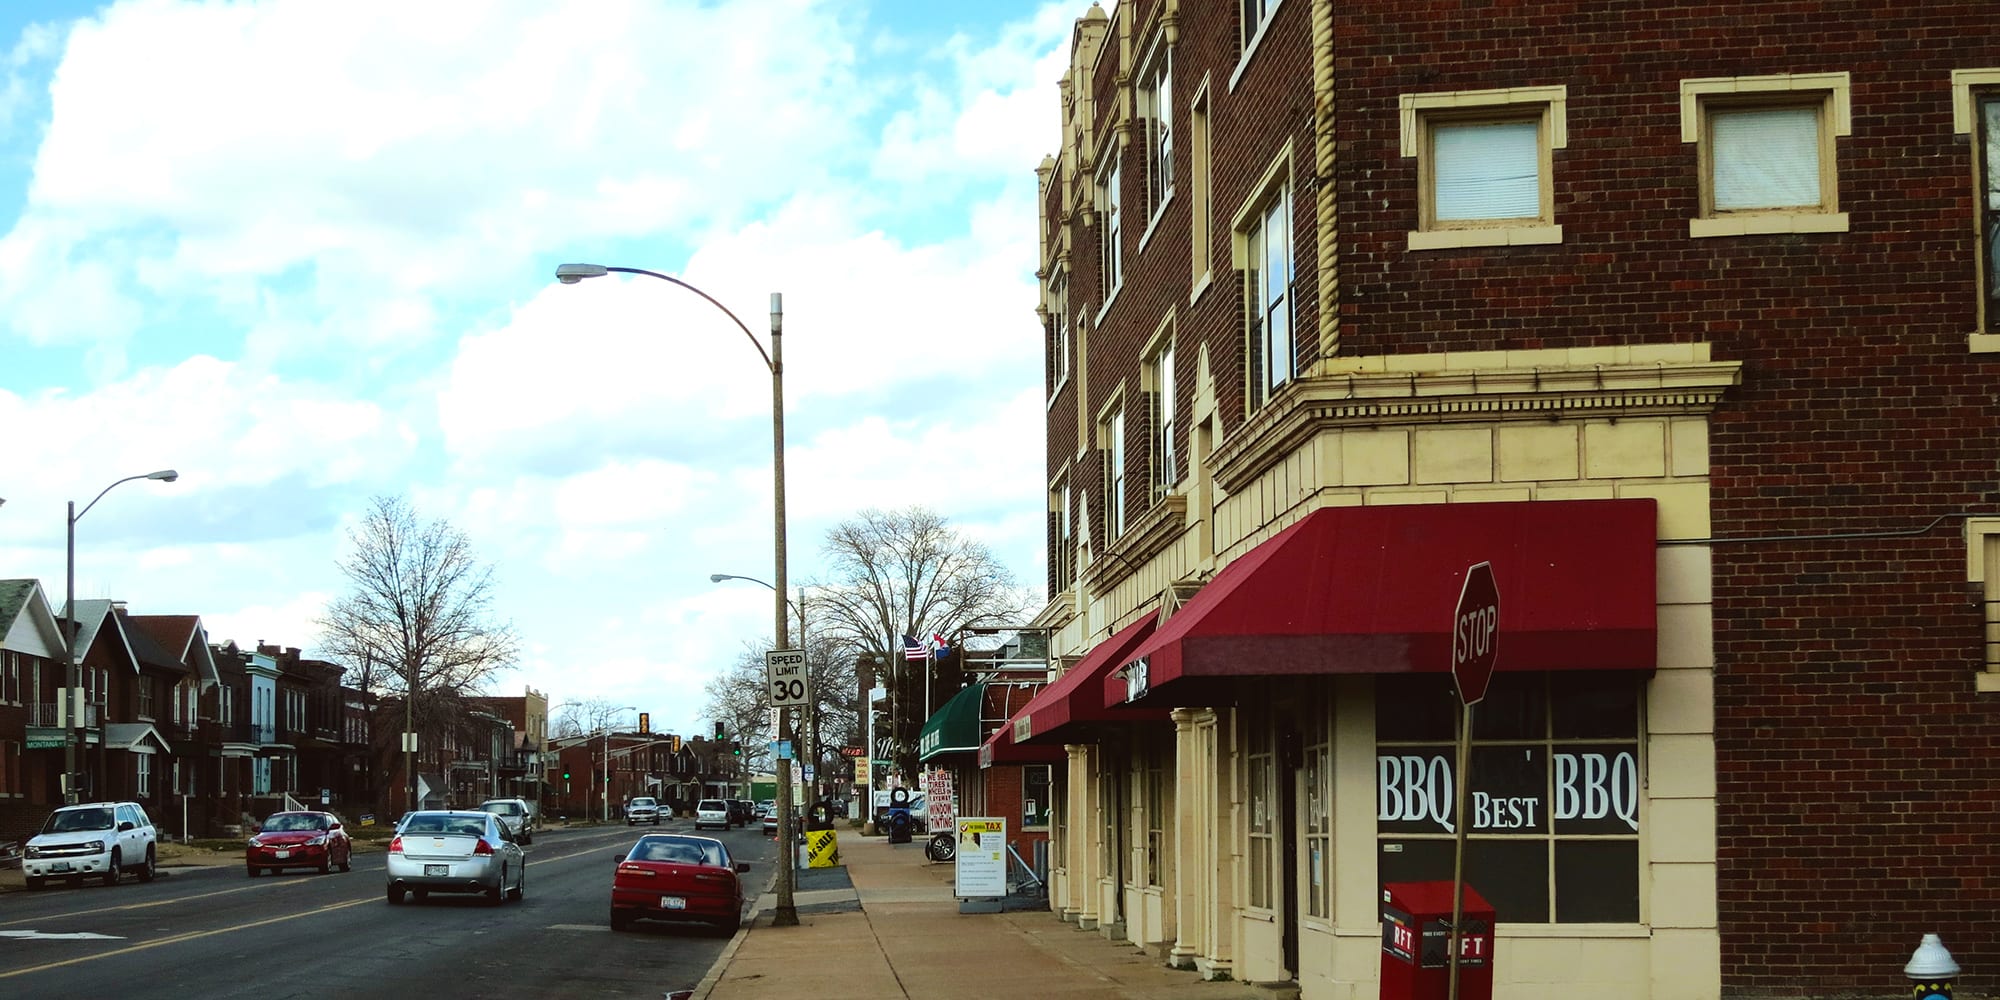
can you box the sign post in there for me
[1448,561,1499,1000]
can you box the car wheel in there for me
[140,846,156,883]
[386,884,405,905]
[247,864,260,877]
[318,853,332,875]
[339,854,351,873]
[651,818,659,825]
[25,874,44,890]
[104,849,121,887]
[610,908,632,932]
[507,865,524,902]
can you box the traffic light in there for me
[638,712,650,734]
[731,742,741,756]
[668,735,681,754]
[713,721,724,739]
[562,769,570,780]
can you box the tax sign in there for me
[1450,562,1499,706]
[764,648,809,708]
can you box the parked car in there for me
[692,799,730,831]
[479,797,536,844]
[385,810,526,905]
[761,811,779,837]
[625,796,661,826]
[755,799,775,818]
[728,799,755,827]
[23,801,156,889]
[609,833,749,934]
[247,811,351,876]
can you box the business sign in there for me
[1376,745,1641,834]
[840,746,866,757]
[853,754,871,791]
[954,817,1007,898]
[926,769,956,833]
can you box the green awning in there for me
[917,683,986,762]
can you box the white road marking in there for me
[0,930,125,941]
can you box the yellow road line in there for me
[0,896,376,979]
[0,877,320,927]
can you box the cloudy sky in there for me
[0,0,1072,739]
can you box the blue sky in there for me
[0,0,1075,738]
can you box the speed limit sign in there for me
[764,648,809,707]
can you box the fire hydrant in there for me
[1905,934,1960,1000]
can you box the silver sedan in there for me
[385,810,525,905]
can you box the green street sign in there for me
[27,737,64,749]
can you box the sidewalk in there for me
[696,833,1290,1000]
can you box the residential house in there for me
[0,579,65,834]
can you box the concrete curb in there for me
[687,872,777,1000]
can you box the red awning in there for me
[978,720,1068,768]
[1105,499,1657,708]
[1011,611,1168,745]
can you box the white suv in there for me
[624,796,661,826]
[693,798,729,831]
[478,797,536,844]
[24,801,157,889]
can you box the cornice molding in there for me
[1084,491,1187,593]
[1213,359,1743,492]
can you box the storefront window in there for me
[1247,738,1274,910]
[1144,750,1164,887]
[1100,751,1120,879]
[1375,672,1642,923]
[1023,764,1052,828]
[1305,709,1331,920]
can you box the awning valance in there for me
[1106,499,1658,708]
[918,682,987,762]
[979,719,1067,768]
[1011,611,1167,745]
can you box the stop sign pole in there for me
[1448,561,1499,1000]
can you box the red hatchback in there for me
[247,811,352,876]
[609,834,749,934]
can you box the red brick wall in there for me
[1325,3,2000,995]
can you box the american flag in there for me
[902,633,930,663]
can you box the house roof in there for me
[0,579,36,630]
[120,613,191,675]
[1,579,65,657]
[57,598,145,676]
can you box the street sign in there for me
[1450,562,1500,706]
[764,648,808,707]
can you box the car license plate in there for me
[662,896,686,910]
[424,864,449,876]
[275,850,290,859]
[51,862,71,873]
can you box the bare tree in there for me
[550,698,634,741]
[807,506,1031,782]
[703,646,777,775]
[316,495,519,815]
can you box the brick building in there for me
[1027,3,2000,999]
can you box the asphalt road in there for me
[0,821,777,999]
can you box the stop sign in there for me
[1451,561,1500,705]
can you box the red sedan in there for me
[609,834,748,934]
[247,811,352,876]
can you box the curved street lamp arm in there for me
[602,266,773,372]
[76,469,177,523]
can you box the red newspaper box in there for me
[1380,881,1495,1000]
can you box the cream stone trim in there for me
[1689,212,1850,238]
[1678,73,1852,143]
[1965,518,2000,692]
[1949,68,2000,135]
[1211,349,1741,493]
[1399,85,1570,156]
[1409,224,1563,250]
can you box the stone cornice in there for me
[1084,491,1187,593]
[1213,357,1743,493]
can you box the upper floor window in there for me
[1101,403,1128,543]
[1097,152,1124,300]
[1239,0,1280,60]
[1138,39,1173,221]
[1145,335,1178,500]
[1242,185,1294,410]
[1681,73,1851,238]
[138,678,154,719]
[1047,269,1071,394]
[1402,87,1567,251]
[1189,83,1213,291]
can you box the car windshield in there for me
[630,837,725,867]
[631,798,655,807]
[402,814,487,836]
[482,801,522,815]
[260,813,326,832]
[43,807,115,833]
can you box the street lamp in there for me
[710,573,821,802]
[604,706,639,823]
[554,263,799,923]
[65,469,178,804]
[559,264,795,920]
